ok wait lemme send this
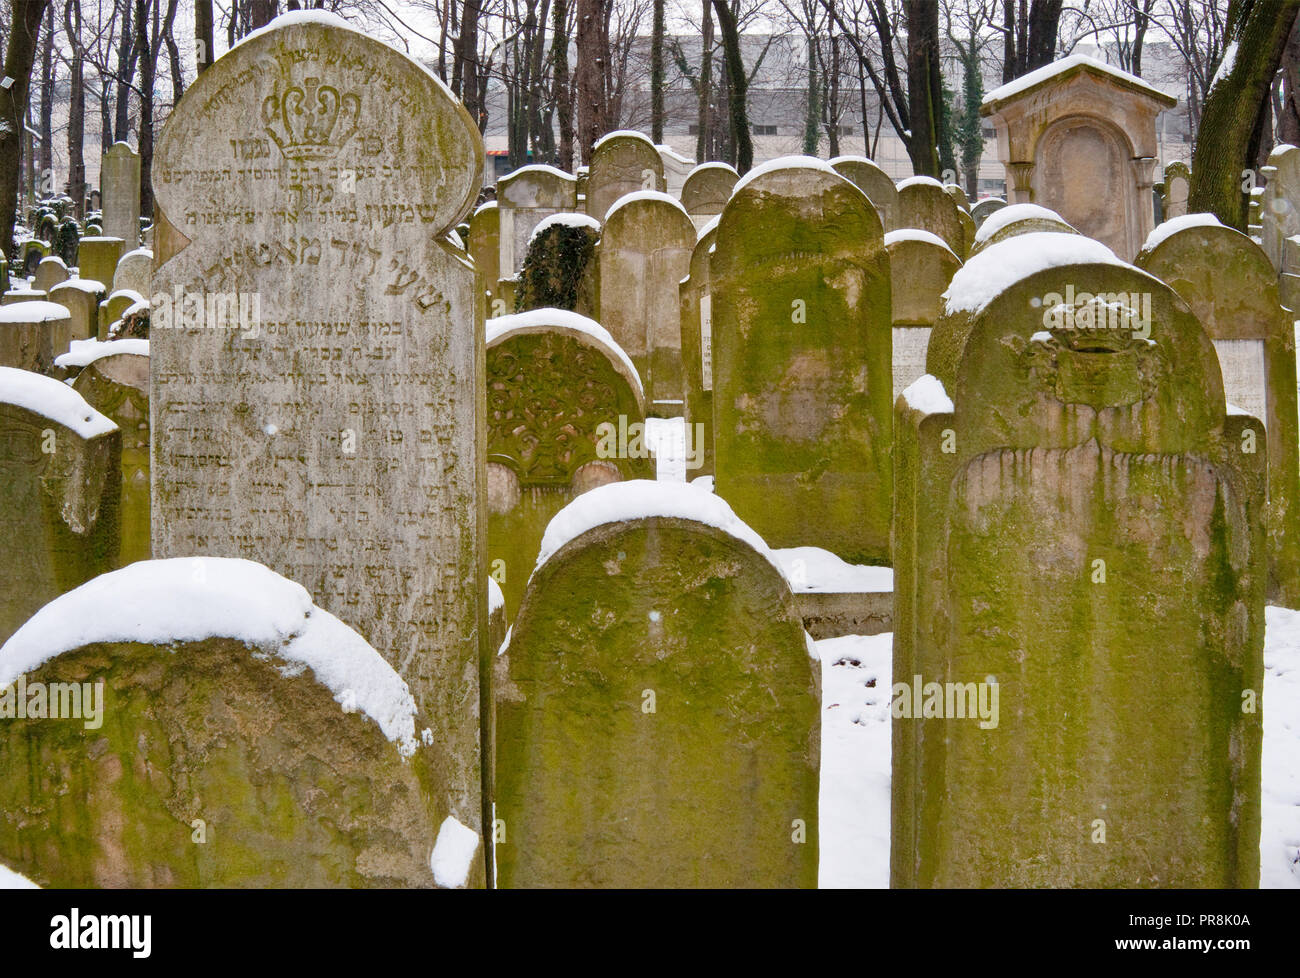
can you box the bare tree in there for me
[0,0,50,257]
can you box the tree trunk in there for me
[195,0,215,73]
[803,34,819,155]
[67,0,87,221]
[250,0,276,29]
[711,0,751,174]
[456,0,484,130]
[1279,17,1300,144]
[0,0,50,259]
[553,0,574,170]
[696,0,712,162]
[1190,0,1300,229]
[905,0,942,176]
[651,0,665,143]
[115,0,138,142]
[575,0,610,165]
[38,4,53,196]
[1002,0,1063,80]
[137,0,156,219]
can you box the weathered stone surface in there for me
[597,191,694,412]
[1163,161,1190,219]
[47,281,104,345]
[680,162,738,229]
[884,229,961,399]
[149,16,488,854]
[97,290,145,341]
[485,310,650,613]
[585,131,664,222]
[0,558,465,888]
[0,367,120,644]
[1138,219,1300,607]
[830,156,899,230]
[112,248,152,297]
[494,482,819,887]
[896,177,965,257]
[970,196,1007,227]
[33,257,70,295]
[101,142,141,247]
[497,165,578,277]
[711,161,892,563]
[679,218,718,477]
[72,351,150,567]
[0,302,70,373]
[467,200,501,311]
[894,239,1265,887]
[981,56,1175,260]
[76,237,124,292]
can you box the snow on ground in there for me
[816,615,1300,888]
[645,415,688,482]
[775,546,893,594]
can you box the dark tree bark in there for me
[1191,0,1300,229]
[136,0,155,218]
[0,0,50,258]
[38,3,52,194]
[115,0,139,142]
[1279,16,1300,144]
[651,0,665,143]
[250,0,276,29]
[696,0,713,162]
[195,0,215,73]
[575,0,611,165]
[1001,0,1063,81]
[906,0,942,177]
[553,0,574,170]
[454,0,484,130]
[67,0,87,219]
[711,0,752,173]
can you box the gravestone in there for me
[945,184,977,256]
[585,131,664,222]
[76,236,124,291]
[968,202,1077,257]
[21,240,50,279]
[970,196,1007,227]
[113,248,152,297]
[884,229,960,399]
[597,190,694,412]
[149,15,488,852]
[34,257,70,294]
[2,287,46,305]
[1258,144,1300,310]
[72,347,151,567]
[1163,161,1190,219]
[494,481,819,888]
[467,200,501,310]
[680,162,738,230]
[0,366,120,644]
[0,557,470,888]
[830,156,899,230]
[101,142,142,246]
[98,289,146,340]
[48,281,104,345]
[516,214,601,317]
[1137,217,1300,607]
[679,217,718,478]
[711,159,892,563]
[896,177,965,257]
[0,302,70,373]
[893,234,1265,887]
[658,144,694,196]
[981,55,1176,259]
[485,309,650,613]
[496,165,578,277]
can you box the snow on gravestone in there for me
[496,165,578,279]
[148,14,489,846]
[884,229,961,401]
[597,191,695,412]
[678,217,719,478]
[101,142,141,247]
[896,177,966,258]
[0,301,71,373]
[0,367,120,645]
[0,558,471,888]
[33,257,70,296]
[1137,217,1300,608]
[679,162,738,230]
[893,234,1266,887]
[967,202,1078,259]
[830,156,900,232]
[494,481,819,888]
[584,131,664,223]
[112,248,152,298]
[710,158,892,564]
[484,309,651,614]
[70,346,151,568]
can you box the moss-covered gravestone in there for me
[679,162,738,230]
[970,196,1007,227]
[71,346,150,568]
[34,257,70,295]
[896,176,965,257]
[679,217,719,478]
[585,130,664,222]
[486,309,650,614]
[516,213,601,317]
[467,200,501,311]
[0,302,70,373]
[0,367,120,644]
[149,14,488,861]
[968,202,1078,257]
[597,191,694,413]
[893,233,1265,887]
[101,142,141,246]
[711,159,892,564]
[1137,217,1300,608]
[0,557,476,888]
[497,165,578,277]
[76,237,124,292]
[830,155,899,231]
[884,229,960,399]
[494,481,819,888]
[20,240,50,280]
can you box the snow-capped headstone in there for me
[970,196,1007,228]
[597,191,694,412]
[496,165,578,277]
[894,243,1265,887]
[1258,144,1300,309]
[494,481,819,887]
[968,202,1077,258]
[1137,218,1300,608]
[47,281,103,345]
[101,142,141,246]
[896,178,966,258]
[0,557,464,888]
[711,160,892,563]
[485,309,650,612]
[679,162,738,230]
[149,14,489,855]
[585,131,664,223]
[72,349,150,567]
[0,301,70,373]
[33,257,70,295]
[0,367,120,644]
[112,248,152,297]
[830,156,899,231]
[885,230,960,399]
[679,219,718,477]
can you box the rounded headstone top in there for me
[603,190,691,225]
[593,130,659,153]
[55,337,149,371]
[486,307,644,400]
[0,300,71,324]
[885,228,960,259]
[733,155,841,196]
[969,203,1078,256]
[0,364,116,438]
[1137,212,1227,259]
